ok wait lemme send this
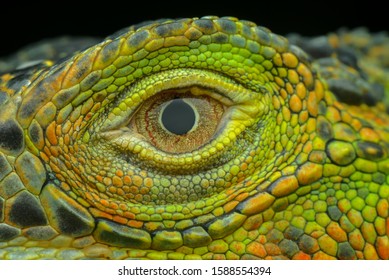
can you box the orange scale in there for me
[364,243,379,259]
[72,166,82,176]
[280,88,288,100]
[270,176,299,197]
[244,178,255,187]
[374,116,389,126]
[212,254,227,260]
[274,77,284,91]
[140,187,149,194]
[129,186,139,194]
[282,53,298,68]
[63,134,70,145]
[49,161,62,174]
[237,174,246,183]
[41,153,51,166]
[292,251,311,260]
[116,188,125,196]
[95,175,103,182]
[123,175,132,185]
[108,186,117,194]
[73,118,83,132]
[122,186,130,193]
[272,53,283,67]
[257,235,267,244]
[296,162,322,186]
[351,119,362,131]
[264,243,281,255]
[46,122,58,145]
[91,192,100,201]
[355,251,364,259]
[297,64,313,88]
[132,175,143,187]
[90,208,113,220]
[333,100,345,111]
[360,127,381,142]
[312,251,336,260]
[128,220,144,228]
[240,162,248,171]
[299,110,309,123]
[113,215,128,225]
[326,222,347,242]
[105,207,117,215]
[377,200,388,218]
[296,83,306,99]
[314,80,325,101]
[326,107,341,123]
[289,94,303,113]
[84,192,94,202]
[112,176,123,187]
[376,236,389,259]
[144,177,154,188]
[55,123,62,136]
[282,106,291,121]
[225,188,236,196]
[285,82,294,94]
[123,211,135,219]
[100,199,110,207]
[135,194,143,201]
[223,200,239,213]
[119,203,128,211]
[60,182,71,192]
[310,230,325,239]
[246,241,267,258]
[235,192,249,202]
[83,111,92,121]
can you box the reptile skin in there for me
[0,16,388,260]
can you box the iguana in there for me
[0,16,388,259]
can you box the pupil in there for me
[161,99,196,135]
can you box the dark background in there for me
[0,1,386,57]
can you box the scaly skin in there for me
[0,16,388,260]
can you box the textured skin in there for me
[0,16,388,260]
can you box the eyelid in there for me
[98,68,261,133]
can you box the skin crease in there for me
[0,16,388,260]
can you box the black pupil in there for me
[161,99,196,135]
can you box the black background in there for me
[0,1,386,57]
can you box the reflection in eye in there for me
[130,88,226,154]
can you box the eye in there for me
[97,68,264,174]
[129,88,225,154]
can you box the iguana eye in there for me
[98,68,263,174]
[129,88,225,154]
